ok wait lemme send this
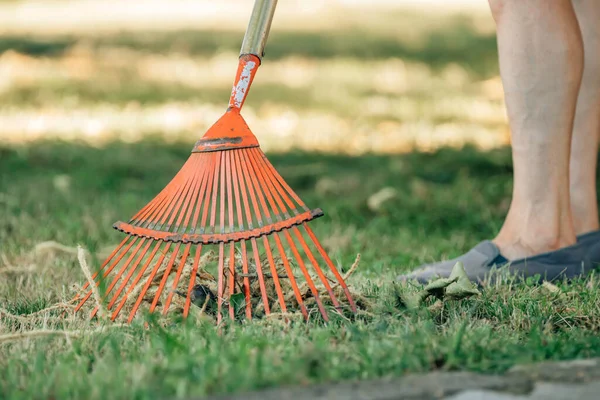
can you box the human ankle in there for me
[494,206,576,259]
[571,207,599,235]
[570,190,599,235]
[493,232,575,260]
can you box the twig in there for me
[331,253,361,290]
[0,308,31,323]
[29,303,75,316]
[0,254,36,274]
[199,294,210,315]
[34,241,78,255]
[0,304,75,323]
[0,304,75,322]
[343,254,361,281]
[77,246,107,319]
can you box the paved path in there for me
[202,358,600,400]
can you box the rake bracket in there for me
[114,209,324,244]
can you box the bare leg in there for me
[489,0,583,259]
[570,0,600,235]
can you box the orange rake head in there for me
[74,0,357,324]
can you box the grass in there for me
[1,141,600,399]
[1,4,599,400]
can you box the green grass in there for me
[1,141,600,399]
[0,6,599,399]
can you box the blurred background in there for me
[0,0,507,154]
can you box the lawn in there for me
[1,3,600,399]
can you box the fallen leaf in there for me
[423,276,458,299]
[444,262,481,300]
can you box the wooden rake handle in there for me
[240,0,278,60]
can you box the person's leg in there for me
[490,0,583,260]
[570,0,600,235]
[398,0,591,283]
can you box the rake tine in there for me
[130,168,185,224]
[304,224,357,312]
[90,238,149,318]
[140,176,186,229]
[162,243,192,315]
[150,243,182,312]
[240,150,288,313]
[228,242,236,319]
[216,242,225,324]
[251,145,351,313]
[239,240,252,319]
[235,150,270,315]
[224,152,237,319]
[246,149,310,317]
[283,230,329,321]
[250,237,270,316]
[111,241,163,320]
[244,151,291,313]
[248,148,290,216]
[231,151,252,318]
[256,149,309,211]
[239,151,273,315]
[291,226,341,309]
[76,236,129,294]
[127,242,173,323]
[237,151,263,227]
[133,192,169,226]
[216,152,227,323]
[262,236,287,313]
[159,159,208,315]
[197,153,218,233]
[149,159,203,313]
[240,151,272,222]
[130,191,167,223]
[225,151,235,234]
[170,155,206,232]
[107,240,156,310]
[75,237,139,312]
[129,165,187,223]
[154,158,205,314]
[256,160,298,215]
[186,154,211,233]
[147,157,200,230]
[161,157,203,231]
[208,152,222,231]
[274,233,308,318]
[183,244,204,318]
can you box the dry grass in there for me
[71,244,365,324]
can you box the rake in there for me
[74,0,357,324]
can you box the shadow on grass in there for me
[0,139,520,267]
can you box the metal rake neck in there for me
[228,0,278,112]
[240,0,278,60]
